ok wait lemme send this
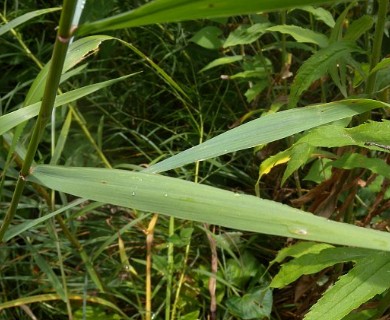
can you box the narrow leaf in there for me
[25,35,114,106]
[0,75,132,136]
[0,8,61,36]
[77,0,343,35]
[144,99,389,174]
[28,165,390,252]
[200,56,244,72]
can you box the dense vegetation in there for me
[0,0,389,319]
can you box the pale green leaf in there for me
[189,26,223,49]
[299,120,390,149]
[25,35,114,106]
[331,153,390,179]
[77,0,343,35]
[370,57,390,74]
[223,23,271,47]
[305,252,390,320]
[267,25,329,48]
[200,56,244,72]
[296,6,335,28]
[0,8,61,36]
[271,241,333,265]
[281,143,315,185]
[0,75,132,136]
[144,99,389,174]
[28,165,390,252]
[4,199,86,242]
[289,41,358,107]
[226,287,272,319]
[270,247,372,288]
[0,294,130,319]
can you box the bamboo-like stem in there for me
[0,0,78,241]
[165,216,174,320]
[365,0,389,95]
[145,214,159,320]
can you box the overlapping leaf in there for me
[27,165,390,251]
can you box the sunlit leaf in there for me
[200,56,244,72]
[294,6,335,28]
[145,99,389,174]
[267,25,329,48]
[190,26,223,49]
[223,23,271,47]
[28,165,390,251]
[77,0,342,35]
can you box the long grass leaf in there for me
[144,99,389,174]
[28,165,390,251]
[25,35,113,106]
[0,294,130,319]
[0,8,61,36]
[77,0,343,35]
[0,75,133,136]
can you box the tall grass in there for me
[0,0,389,319]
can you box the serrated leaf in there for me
[289,41,358,107]
[270,247,373,288]
[305,252,390,320]
[267,25,329,48]
[77,0,340,35]
[0,8,61,36]
[27,165,390,251]
[189,26,223,50]
[200,55,244,72]
[223,23,271,47]
[144,99,389,174]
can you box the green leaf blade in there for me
[77,0,343,35]
[27,165,390,252]
[305,252,390,320]
[144,99,388,174]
